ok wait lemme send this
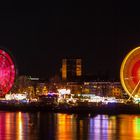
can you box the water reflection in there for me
[0,112,140,139]
[0,112,29,140]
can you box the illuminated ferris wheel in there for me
[120,47,140,99]
[0,49,16,96]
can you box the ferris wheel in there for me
[120,47,140,99]
[0,49,16,96]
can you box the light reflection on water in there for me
[0,112,140,140]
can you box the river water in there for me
[0,111,140,140]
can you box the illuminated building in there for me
[82,82,124,97]
[62,58,82,81]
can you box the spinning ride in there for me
[0,49,16,96]
[120,47,140,99]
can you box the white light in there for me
[5,93,27,100]
[66,89,71,94]
[30,78,39,80]
[58,89,71,94]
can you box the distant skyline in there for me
[0,1,140,80]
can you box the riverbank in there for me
[0,102,140,114]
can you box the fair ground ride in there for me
[0,49,16,96]
[120,46,140,100]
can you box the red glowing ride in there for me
[0,49,16,96]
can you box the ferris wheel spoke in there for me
[127,79,140,101]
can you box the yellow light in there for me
[17,112,23,140]
[135,95,138,98]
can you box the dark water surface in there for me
[0,111,140,140]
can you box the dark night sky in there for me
[0,1,140,80]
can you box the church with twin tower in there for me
[61,58,82,81]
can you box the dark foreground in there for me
[0,102,140,114]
